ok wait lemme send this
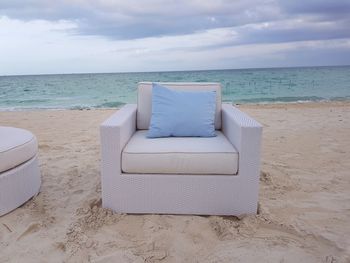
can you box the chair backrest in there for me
[137,82,222,130]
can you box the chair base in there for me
[0,155,41,216]
[102,172,259,216]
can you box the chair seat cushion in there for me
[122,130,238,175]
[0,126,38,173]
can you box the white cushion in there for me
[122,130,238,175]
[0,127,38,173]
[137,82,222,130]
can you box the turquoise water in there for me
[1,66,350,110]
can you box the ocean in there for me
[1,66,349,110]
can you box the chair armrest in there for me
[100,104,137,176]
[222,104,262,151]
[222,104,262,213]
[222,104,262,176]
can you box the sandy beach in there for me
[0,102,349,262]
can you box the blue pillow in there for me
[147,83,217,138]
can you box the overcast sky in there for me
[0,0,350,75]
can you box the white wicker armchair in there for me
[100,82,262,216]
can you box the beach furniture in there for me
[100,82,262,215]
[0,127,41,216]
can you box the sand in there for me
[0,102,349,262]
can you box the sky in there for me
[0,0,350,75]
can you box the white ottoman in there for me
[0,126,41,216]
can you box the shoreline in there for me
[1,100,350,112]
[238,100,350,109]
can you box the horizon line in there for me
[1,64,349,77]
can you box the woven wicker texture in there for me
[0,155,41,216]
[100,84,262,215]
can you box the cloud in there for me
[1,0,349,44]
[0,15,349,75]
[0,0,279,39]
[279,0,350,17]
[0,0,349,74]
[235,18,350,45]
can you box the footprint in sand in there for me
[260,171,273,184]
[17,222,41,240]
[89,198,102,209]
[52,145,65,151]
[209,216,239,240]
[132,242,168,263]
[39,144,50,151]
